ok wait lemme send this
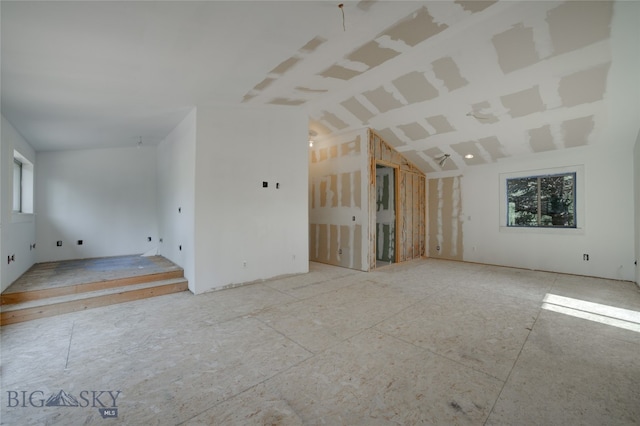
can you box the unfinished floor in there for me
[1,259,639,425]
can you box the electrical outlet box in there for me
[262,181,268,188]
[77,240,83,245]
[56,241,62,247]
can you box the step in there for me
[1,270,184,305]
[0,278,189,326]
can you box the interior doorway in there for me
[375,164,397,267]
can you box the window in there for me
[13,158,23,212]
[507,172,576,228]
[12,150,34,215]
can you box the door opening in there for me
[376,164,396,267]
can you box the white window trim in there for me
[12,150,34,219]
[499,164,584,234]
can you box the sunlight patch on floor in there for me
[542,293,640,333]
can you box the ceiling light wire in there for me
[338,3,345,31]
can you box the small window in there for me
[507,172,576,228]
[13,158,22,212]
[12,150,34,215]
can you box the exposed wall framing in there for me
[368,129,426,268]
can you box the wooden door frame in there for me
[374,160,400,265]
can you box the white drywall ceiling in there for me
[1,1,638,173]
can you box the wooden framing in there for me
[368,129,426,268]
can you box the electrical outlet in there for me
[56,241,62,247]
[147,237,152,242]
[338,248,342,255]
[583,253,589,261]
[243,261,247,268]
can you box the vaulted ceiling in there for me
[2,1,638,173]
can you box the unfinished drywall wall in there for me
[35,145,158,263]
[1,115,37,291]
[194,106,308,293]
[369,130,426,266]
[309,129,369,271]
[428,176,463,261]
[157,109,197,292]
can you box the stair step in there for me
[0,278,188,326]
[1,270,184,305]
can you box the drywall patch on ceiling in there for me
[243,94,257,103]
[270,56,302,75]
[562,115,594,148]
[300,36,326,53]
[380,6,448,47]
[547,1,612,56]
[268,98,306,106]
[426,115,455,134]
[254,77,276,91]
[392,71,439,104]
[363,86,404,113]
[309,119,332,136]
[377,128,405,147]
[451,141,486,165]
[432,57,468,91]
[357,0,377,12]
[469,101,499,124]
[401,150,435,173]
[492,23,540,74]
[478,136,508,161]
[500,85,546,118]
[319,64,363,80]
[397,122,429,141]
[528,124,556,153]
[455,1,497,14]
[295,86,328,94]
[341,97,375,124]
[321,111,349,130]
[347,40,401,69]
[558,63,610,107]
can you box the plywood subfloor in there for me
[1,260,639,424]
[2,255,182,294]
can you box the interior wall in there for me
[35,145,158,263]
[309,129,369,271]
[1,115,37,291]
[157,108,196,291]
[634,130,640,286]
[193,106,309,293]
[443,143,635,281]
[428,176,463,261]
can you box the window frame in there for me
[13,158,23,212]
[506,172,577,228]
[499,165,584,234]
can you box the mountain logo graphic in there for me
[45,390,79,407]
